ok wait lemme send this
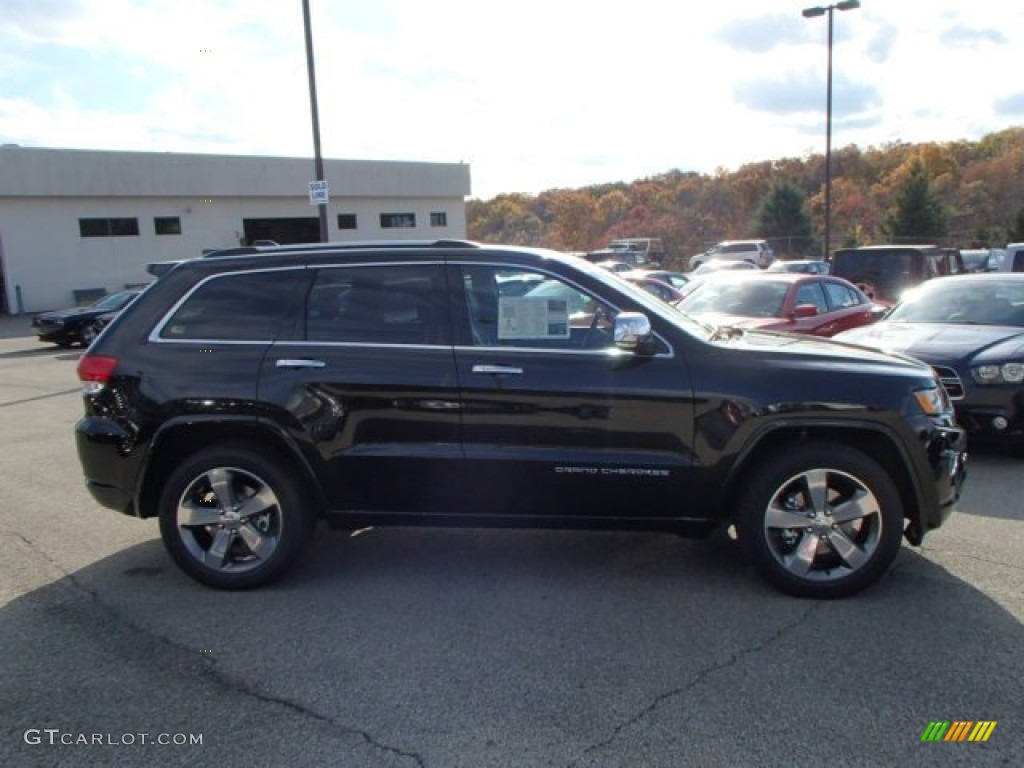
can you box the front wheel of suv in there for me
[735,442,904,598]
[157,446,315,589]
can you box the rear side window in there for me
[306,265,448,345]
[823,281,862,309]
[794,282,828,313]
[160,270,305,341]
[1013,251,1024,272]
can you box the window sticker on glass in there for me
[498,297,571,339]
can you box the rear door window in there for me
[823,281,862,309]
[306,264,449,345]
[794,282,829,313]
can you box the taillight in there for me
[77,354,119,395]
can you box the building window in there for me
[430,212,447,227]
[79,217,140,237]
[79,219,109,237]
[155,216,182,235]
[380,212,416,229]
[337,213,358,230]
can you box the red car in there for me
[675,272,886,337]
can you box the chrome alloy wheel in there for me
[175,466,283,573]
[81,322,100,346]
[762,468,883,583]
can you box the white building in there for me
[0,146,471,313]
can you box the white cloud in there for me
[2,0,1024,198]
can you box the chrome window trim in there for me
[271,340,453,351]
[149,265,309,344]
[148,257,675,358]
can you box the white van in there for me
[991,243,1024,272]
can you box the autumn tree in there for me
[885,156,948,242]
[753,179,812,258]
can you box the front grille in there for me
[932,365,964,400]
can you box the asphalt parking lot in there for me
[1,317,1021,768]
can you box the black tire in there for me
[734,441,904,598]
[81,322,100,347]
[157,445,315,589]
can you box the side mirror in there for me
[791,304,819,319]
[613,312,654,353]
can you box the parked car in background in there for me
[831,244,945,305]
[32,290,142,347]
[594,260,633,274]
[692,260,759,276]
[621,275,684,304]
[836,274,1024,446]
[960,248,1004,273]
[74,239,965,597]
[621,268,690,290]
[939,248,968,276]
[689,240,774,271]
[767,260,831,275]
[676,272,885,337]
[989,243,1024,273]
[608,238,666,266]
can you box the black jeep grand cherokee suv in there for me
[75,241,967,597]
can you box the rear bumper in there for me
[75,416,143,516]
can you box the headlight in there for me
[971,362,1024,384]
[913,385,952,416]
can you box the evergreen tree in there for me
[753,179,812,258]
[885,157,948,242]
[1009,205,1024,243]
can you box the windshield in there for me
[678,280,790,318]
[887,279,1024,326]
[92,291,137,311]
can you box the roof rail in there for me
[198,239,482,260]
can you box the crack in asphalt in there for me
[5,525,427,768]
[920,544,1023,573]
[566,601,821,767]
[0,387,79,408]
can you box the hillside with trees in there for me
[467,127,1024,269]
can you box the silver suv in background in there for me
[990,243,1024,272]
[689,240,774,271]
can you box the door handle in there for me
[276,358,326,369]
[472,364,523,376]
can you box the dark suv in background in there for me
[831,244,946,305]
[75,241,966,597]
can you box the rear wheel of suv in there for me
[735,442,903,598]
[157,446,315,589]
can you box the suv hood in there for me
[837,322,1024,364]
[35,307,103,322]
[713,326,929,372]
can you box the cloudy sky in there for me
[2,0,1023,199]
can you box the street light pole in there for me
[302,0,329,243]
[802,1,860,260]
